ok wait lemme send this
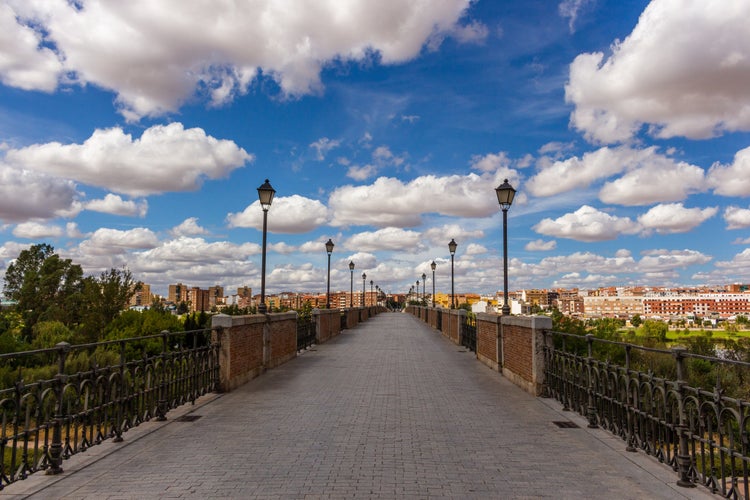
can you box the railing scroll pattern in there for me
[0,329,218,490]
[543,330,750,497]
[296,317,316,351]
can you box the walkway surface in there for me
[2,312,714,499]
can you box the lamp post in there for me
[430,261,436,307]
[362,272,367,306]
[349,261,355,308]
[376,285,380,306]
[370,280,374,307]
[416,279,420,304]
[257,179,276,314]
[495,179,516,316]
[448,239,457,309]
[421,273,426,305]
[325,239,334,309]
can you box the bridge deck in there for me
[3,312,711,499]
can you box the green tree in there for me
[639,319,668,342]
[631,314,642,328]
[3,244,85,338]
[78,268,137,342]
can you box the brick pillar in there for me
[476,313,501,371]
[500,315,551,396]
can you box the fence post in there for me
[672,346,696,488]
[156,331,169,421]
[585,334,598,429]
[46,341,70,475]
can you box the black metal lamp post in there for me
[370,280,374,306]
[430,261,436,307]
[416,279,420,304]
[325,239,334,308]
[349,261,355,308]
[495,179,516,316]
[376,285,380,306]
[421,273,426,305]
[362,272,366,306]
[448,239,457,309]
[257,179,276,314]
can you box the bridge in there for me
[2,311,713,498]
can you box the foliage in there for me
[630,314,642,327]
[639,319,668,342]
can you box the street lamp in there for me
[416,279,420,305]
[257,179,275,314]
[496,179,516,316]
[362,272,367,306]
[370,280,374,307]
[430,261,436,307]
[349,261,355,308]
[376,285,380,306]
[325,239,334,309]
[421,273,426,305]
[448,239,457,309]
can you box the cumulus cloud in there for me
[226,194,328,234]
[566,0,750,143]
[638,249,712,273]
[347,164,378,181]
[329,171,517,227]
[465,243,488,255]
[86,194,148,217]
[5,0,477,120]
[423,224,484,247]
[12,222,64,239]
[598,159,705,206]
[724,206,750,230]
[170,217,209,237]
[637,203,718,234]
[6,123,251,197]
[77,228,160,256]
[343,227,422,252]
[0,163,80,223]
[533,205,640,242]
[0,4,62,91]
[525,239,557,251]
[708,146,750,197]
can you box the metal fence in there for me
[542,330,750,497]
[340,311,348,331]
[0,329,218,489]
[297,317,316,351]
[461,314,476,352]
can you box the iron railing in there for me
[0,329,219,489]
[340,311,348,331]
[543,330,750,497]
[436,309,442,331]
[297,317,316,351]
[461,314,476,352]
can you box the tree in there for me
[3,244,85,338]
[78,268,137,342]
[640,319,668,343]
[631,314,642,328]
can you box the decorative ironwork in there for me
[296,317,316,351]
[0,329,218,489]
[461,314,476,352]
[543,329,750,497]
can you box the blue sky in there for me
[1,0,750,298]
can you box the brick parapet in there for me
[313,309,341,344]
[266,312,297,369]
[476,313,501,371]
[500,315,551,396]
[211,314,266,392]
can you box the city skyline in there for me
[1,0,750,297]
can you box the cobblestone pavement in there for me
[2,312,714,499]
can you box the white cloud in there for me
[226,194,328,234]
[423,224,484,247]
[637,203,718,234]
[465,243,488,255]
[0,4,62,91]
[342,252,378,271]
[638,249,712,273]
[450,20,489,44]
[86,194,148,217]
[566,0,750,143]
[470,152,512,173]
[598,159,705,206]
[347,164,378,181]
[66,222,83,239]
[329,171,518,227]
[6,123,252,197]
[558,0,594,33]
[344,227,423,252]
[708,146,750,197]
[0,163,80,223]
[533,205,640,242]
[732,237,750,245]
[309,137,340,161]
[724,206,750,230]
[12,222,64,239]
[5,0,477,120]
[525,239,557,251]
[170,217,209,237]
[77,228,160,256]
